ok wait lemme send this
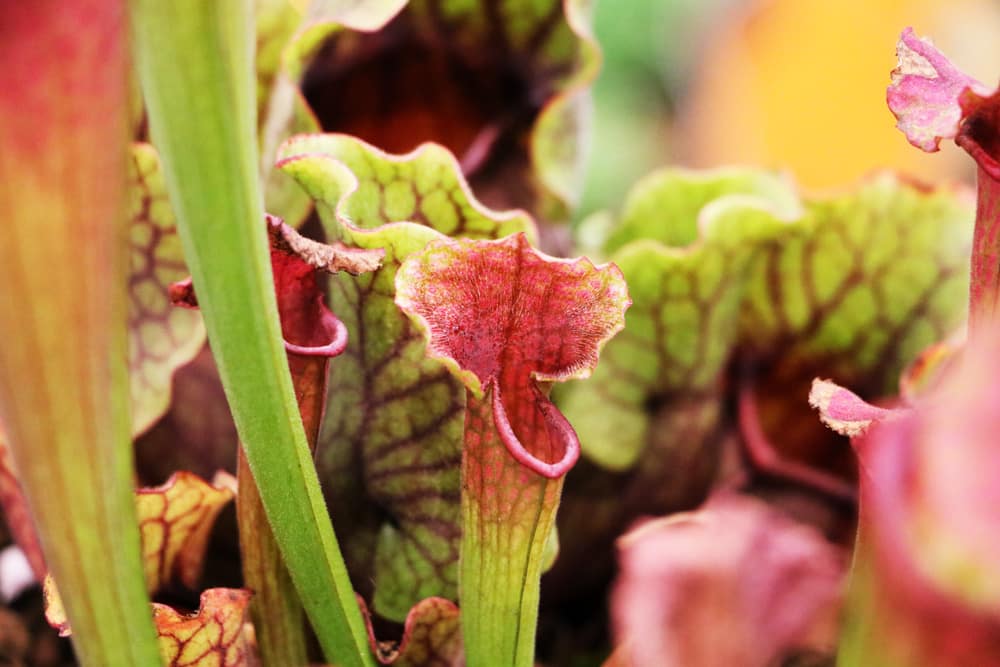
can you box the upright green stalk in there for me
[460,393,562,666]
[237,449,308,667]
[395,234,630,667]
[130,3,373,665]
[0,3,161,665]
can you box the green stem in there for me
[837,521,879,667]
[130,3,373,664]
[237,449,308,667]
[239,351,334,666]
[965,165,1000,338]
[460,389,561,667]
[0,4,161,665]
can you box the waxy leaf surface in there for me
[281,0,599,236]
[128,143,205,436]
[154,588,254,667]
[396,232,629,476]
[278,133,534,620]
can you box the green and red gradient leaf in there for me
[395,232,629,666]
[277,134,534,620]
[611,494,845,667]
[0,143,206,585]
[279,0,600,237]
[154,588,255,667]
[129,142,205,436]
[395,233,630,476]
[359,596,462,667]
[0,3,161,662]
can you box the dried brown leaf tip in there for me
[267,215,383,275]
[808,379,902,439]
[170,215,381,359]
[154,588,254,667]
[41,575,68,638]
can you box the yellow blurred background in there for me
[580,0,1000,216]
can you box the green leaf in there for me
[550,170,972,603]
[128,143,206,436]
[255,0,316,227]
[278,134,534,620]
[560,167,801,472]
[739,173,971,473]
[131,4,374,665]
[394,233,629,667]
[0,4,162,664]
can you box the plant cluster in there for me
[0,3,997,667]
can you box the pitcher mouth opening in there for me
[300,11,541,178]
[957,91,1000,181]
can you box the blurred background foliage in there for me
[579,0,1000,221]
